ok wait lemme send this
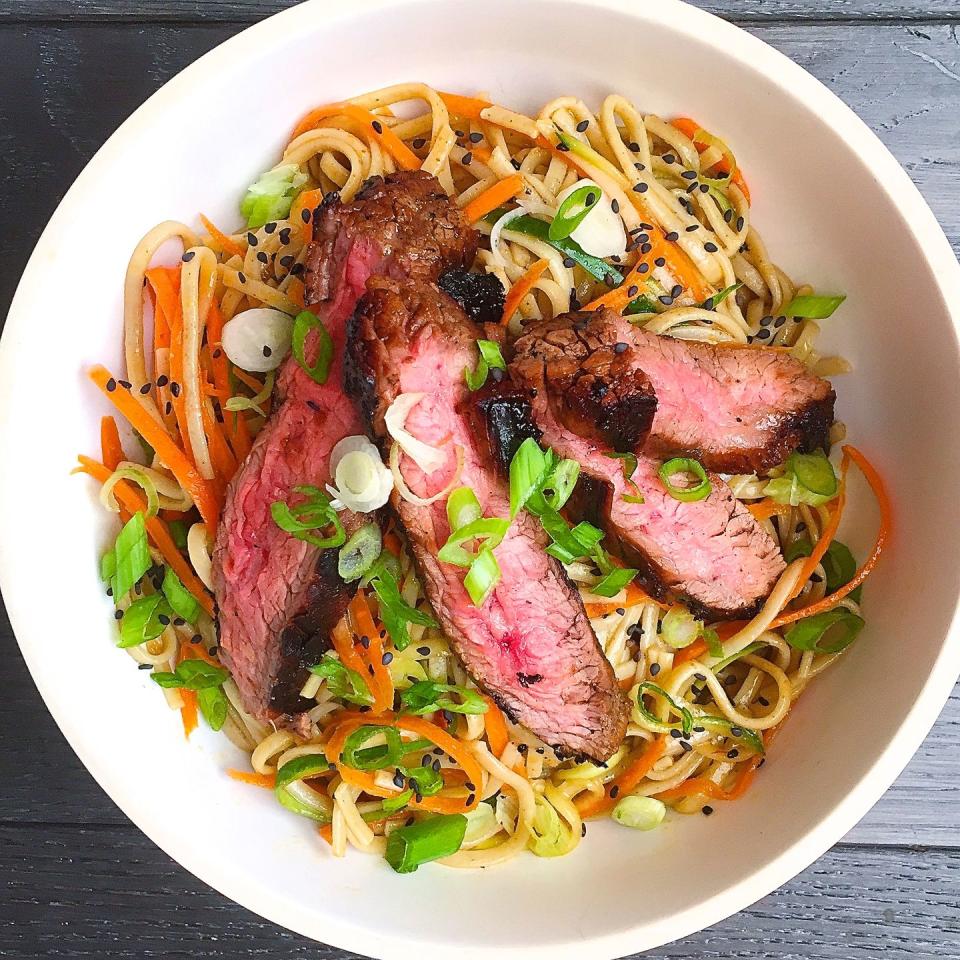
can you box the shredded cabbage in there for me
[240,163,308,229]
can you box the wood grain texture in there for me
[2,4,960,958]
[2,0,960,24]
[3,825,960,960]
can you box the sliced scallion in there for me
[590,566,637,598]
[162,566,200,624]
[291,310,333,385]
[549,184,600,241]
[400,681,489,716]
[111,511,151,602]
[464,547,501,606]
[117,594,172,648]
[271,485,346,549]
[785,608,864,655]
[274,754,333,823]
[337,523,382,582]
[659,457,712,502]
[384,814,468,873]
[309,653,374,706]
[446,486,483,532]
[784,294,846,319]
[612,795,666,830]
[635,682,694,736]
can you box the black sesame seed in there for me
[694,672,706,681]
[650,663,661,676]
[156,374,169,387]
[165,402,173,415]
[670,729,683,739]
[279,228,292,244]
[106,587,113,597]
[724,208,734,224]
[658,295,675,306]
[237,272,247,284]
[681,170,697,180]
[454,129,465,138]
[576,119,590,133]
[280,255,294,268]
[262,345,272,357]
[158,614,170,626]
[290,262,305,277]
[665,231,679,242]
[702,805,714,816]
[170,382,181,398]
[174,617,185,627]
[257,251,268,264]
[609,784,621,798]
[417,646,430,656]
[736,216,745,231]
[382,652,394,665]
[810,573,823,583]
[469,131,483,143]
[556,142,570,152]
[371,119,383,134]
[724,675,738,687]
[685,224,700,232]
[393,771,405,788]
[613,342,628,354]
[704,241,719,253]
[639,262,650,274]
[562,257,575,269]
[727,749,740,759]
[367,665,375,677]
[181,250,196,262]
[139,383,151,395]
[671,284,683,298]
[730,727,743,737]
[138,663,153,671]
[466,793,476,805]
[758,696,770,707]
[114,609,124,620]
[611,199,620,214]
[686,182,699,195]
[663,153,676,164]
[118,379,132,390]
[633,182,649,193]
[680,740,693,753]
[301,209,310,224]
[627,285,639,297]
[247,232,258,247]
[774,316,786,328]
[693,726,705,734]
[511,158,522,170]
[755,328,771,340]
[654,257,666,267]
[462,152,472,165]
[516,743,528,755]
[581,823,587,837]
[359,635,370,649]
[640,242,652,254]
[264,222,277,234]
[628,141,641,153]
[760,315,773,326]
[412,138,426,149]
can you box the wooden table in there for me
[2,1,959,956]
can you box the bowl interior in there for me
[2,0,960,957]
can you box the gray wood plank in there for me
[2,0,960,25]
[2,825,959,959]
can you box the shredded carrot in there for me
[178,640,220,669]
[287,277,306,310]
[747,499,792,521]
[331,620,369,679]
[75,456,215,616]
[100,416,124,471]
[671,117,752,205]
[227,769,276,789]
[89,366,221,531]
[462,173,525,224]
[482,696,509,757]
[290,102,420,170]
[180,689,198,738]
[349,592,394,713]
[199,214,245,259]
[290,188,324,242]
[324,712,483,814]
[318,823,334,843]
[655,776,734,802]
[577,736,668,818]
[501,258,549,325]
[438,92,492,121]
[673,620,745,667]
[772,445,890,628]
[383,531,402,556]
[201,400,236,485]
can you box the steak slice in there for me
[511,328,786,620]
[214,171,478,729]
[525,309,835,475]
[348,278,629,761]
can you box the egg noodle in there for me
[77,83,890,871]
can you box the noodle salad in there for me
[77,84,890,873]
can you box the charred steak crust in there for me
[553,308,836,474]
[348,278,629,761]
[513,316,658,451]
[470,380,541,477]
[307,171,479,307]
[438,268,506,326]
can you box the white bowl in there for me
[2,0,959,956]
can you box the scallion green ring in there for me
[658,457,712,502]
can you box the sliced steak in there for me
[348,278,629,761]
[512,328,786,620]
[524,309,834,474]
[214,171,478,729]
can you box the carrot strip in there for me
[772,445,890,628]
[201,398,237,483]
[331,620,369,679]
[383,531,402,556]
[89,366,221,531]
[349,592,394,714]
[199,214,245,258]
[179,641,220,669]
[584,582,662,618]
[482,696,509,757]
[576,736,667,818]
[671,117,752,204]
[227,769,276,789]
[290,188,324,242]
[462,173,525,224]
[100,416,124,471]
[673,638,708,667]
[438,92,492,121]
[75,456,215,615]
[501,258,549,325]
[180,689,198,738]
[287,278,306,310]
[747,499,792,521]
[318,823,334,844]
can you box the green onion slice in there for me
[605,451,644,503]
[528,794,574,857]
[240,163,308,229]
[659,457,712,502]
[117,594,172,648]
[309,653,374,706]
[464,547,501,606]
[700,282,743,311]
[785,608,865,655]
[437,517,510,568]
[590,566,638,598]
[709,640,766,673]
[784,294,846,319]
[791,451,838,497]
[291,310,334,385]
[274,754,334,823]
[549,184,601,241]
[636,682,694,736]
[612,795,666,830]
[624,294,659,315]
[384,813,467,873]
[509,437,548,518]
[337,523,382,582]
[271,485,346,550]
[540,458,580,511]
[162,566,200,623]
[464,339,506,392]
[400,681,489,716]
[100,549,117,583]
[167,520,189,550]
[341,725,405,771]
[697,715,765,754]
[198,687,228,731]
[225,370,275,416]
[152,658,228,689]
[111,511,151,603]
[402,764,444,798]
[446,486,483,532]
[369,568,437,651]
[660,606,702,650]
